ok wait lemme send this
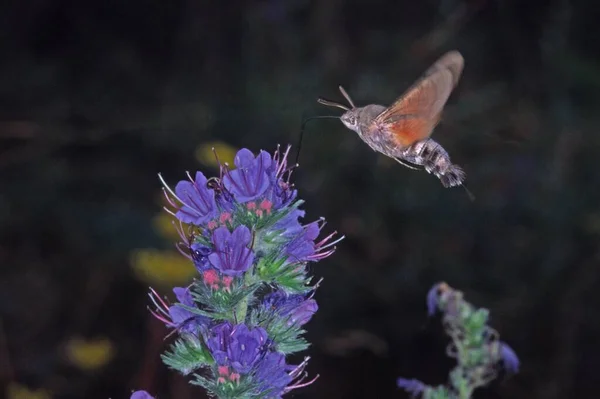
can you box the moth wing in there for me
[374,51,464,148]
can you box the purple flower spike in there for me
[228,324,269,373]
[208,225,255,276]
[263,291,318,327]
[175,172,217,225]
[223,149,272,203]
[397,378,427,397]
[500,342,520,373]
[130,391,155,399]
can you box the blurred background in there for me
[1,0,599,398]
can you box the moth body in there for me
[318,50,467,189]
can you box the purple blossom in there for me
[190,241,212,271]
[284,219,322,262]
[272,209,305,238]
[263,290,318,327]
[130,390,155,399]
[223,149,272,203]
[204,322,234,366]
[499,342,520,373]
[169,287,209,334]
[426,283,441,316]
[229,324,269,373]
[397,378,427,397]
[253,352,293,398]
[204,322,269,374]
[148,287,207,334]
[265,146,297,209]
[208,225,255,276]
[283,219,341,263]
[174,172,218,225]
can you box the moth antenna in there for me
[317,98,350,111]
[338,85,356,109]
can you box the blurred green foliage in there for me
[1,0,600,398]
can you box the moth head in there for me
[317,85,359,132]
[340,109,360,131]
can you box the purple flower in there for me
[204,322,234,365]
[223,149,272,203]
[208,225,255,276]
[148,287,207,334]
[285,221,320,262]
[204,322,269,374]
[229,324,269,373]
[265,146,297,209]
[500,342,520,373]
[174,172,218,225]
[272,209,305,238]
[130,390,154,399]
[397,378,427,397]
[426,282,454,317]
[254,352,293,398]
[168,287,209,334]
[426,283,441,316]
[190,241,212,271]
[263,290,318,327]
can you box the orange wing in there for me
[374,51,464,148]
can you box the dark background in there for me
[1,0,599,398]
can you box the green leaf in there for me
[161,334,213,375]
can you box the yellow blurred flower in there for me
[152,212,185,242]
[6,383,51,399]
[64,337,115,371]
[195,141,237,168]
[130,248,196,286]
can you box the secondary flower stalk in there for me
[397,282,520,399]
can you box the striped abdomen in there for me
[398,139,465,188]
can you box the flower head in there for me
[223,149,272,203]
[204,322,269,374]
[228,324,269,373]
[262,290,318,327]
[285,219,341,263]
[174,172,218,225]
[208,225,255,276]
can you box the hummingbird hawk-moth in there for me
[318,50,466,188]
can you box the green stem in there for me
[235,271,255,323]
